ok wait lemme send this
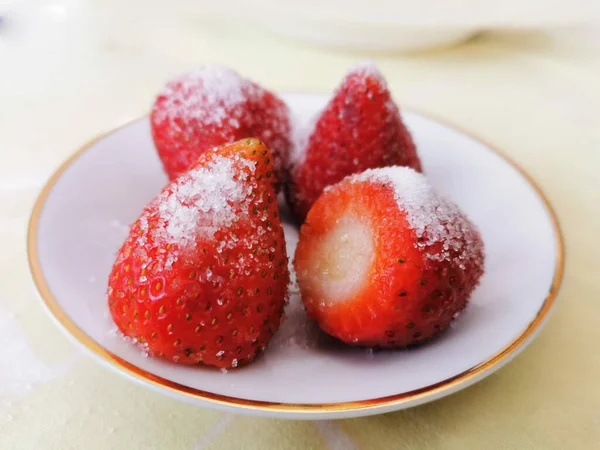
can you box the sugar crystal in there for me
[350,167,481,266]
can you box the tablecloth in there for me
[1,1,600,448]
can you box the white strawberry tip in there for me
[297,214,374,306]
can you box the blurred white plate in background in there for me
[216,0,600,51]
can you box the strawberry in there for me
[107,139,290,369]
[294,167,484,348]
[286,63,422,222]
[151,66,291,187]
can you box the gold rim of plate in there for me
[26,109,565,415]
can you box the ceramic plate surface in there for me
[216,0,600,51]
[28,92,564,419]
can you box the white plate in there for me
[28,92,564,420]
[212,0,600,51]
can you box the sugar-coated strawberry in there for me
[108,139,290,369]
[286,63,422,222]
[294,166,484,348]
[151,66,291,187]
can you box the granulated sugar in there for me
[157,154,253,244]
[350,166,481,266]
[129,153,255,272]
[346,60,388,88]
[153,66,256,129]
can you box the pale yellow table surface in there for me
[1,1,600,448]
